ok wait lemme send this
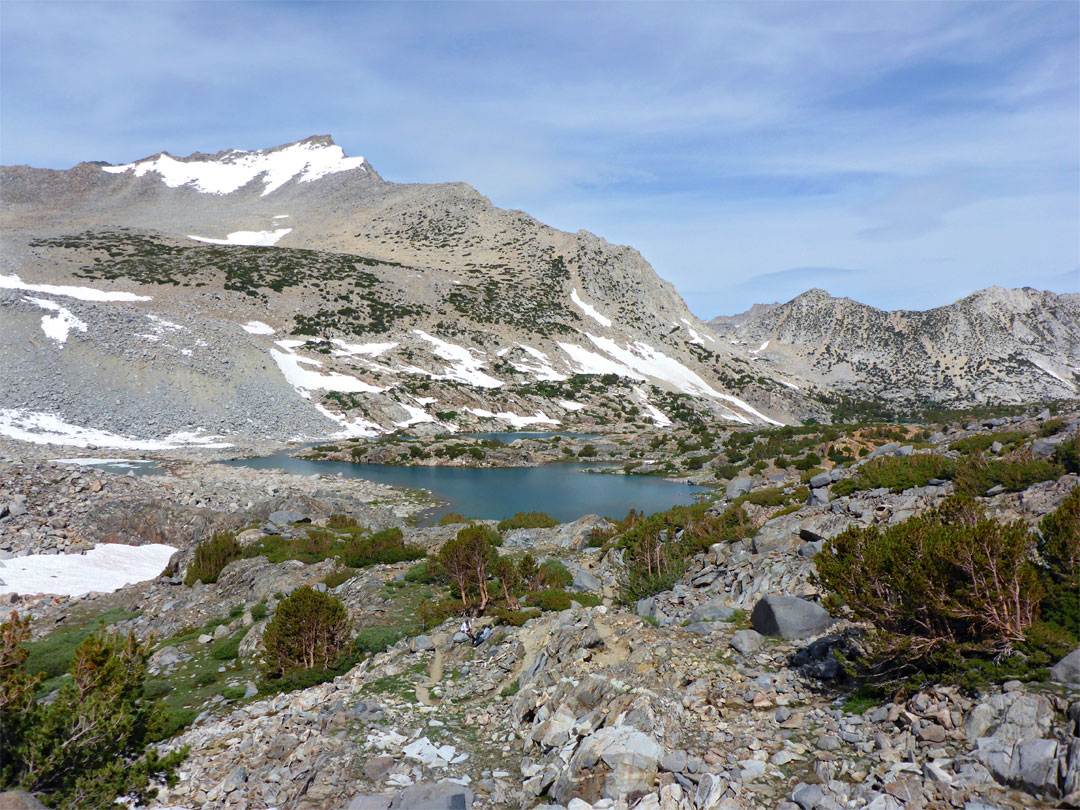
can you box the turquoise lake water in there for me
[221,453,706,524]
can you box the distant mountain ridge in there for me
[717,286,1080,407]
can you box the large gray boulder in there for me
[808,472,832,489]
[751,595,833,640]
[552,726,662,804]
[1049,648,1080,686]
[0,792,48,809]
[688,599,735,623]
[570,567,602,593]
[726,477,754,499]
[268,509,310,526]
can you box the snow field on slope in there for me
[0,273,150,302]
[102,140,366,196]
[242,321,276,335]
[465,408,559,428]
[0,409,232,449]
[413,331,503,388]
[25,297,87,344]
[0,543,178,597]
[570,288,613,328]
[269,348,387,397]
[188,228,291,246]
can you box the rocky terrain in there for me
[2,407,1077,810]
[711,288,1080,409]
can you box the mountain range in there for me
[1,135,1075,450]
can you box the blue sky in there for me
[2,1,1076,317]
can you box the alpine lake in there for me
[222,432,707,525]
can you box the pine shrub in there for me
[184,532,242,586]
[0,618,186,806]
[816,498,1042,651]
[261,587,351,677]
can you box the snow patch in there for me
[1,273,149,302]
[750,340,770,354]
[102,139,367,196]
[25,297,87,344]
[394,403,436,428]
[413,331,503,388]
[579,334,782,425]
[270,348,386,397]
[0,543,179,597]
[680,318,706,346]
[557,342,646,381]
[558,400,585,412]
[571,288,613,328]
[0,409,231,449]
[188,228,291,246]
[506,344,567,382]
[1030,356,1077,391]
[331,339,397,357]
[632,387,672,427]
[313,404,384,438]
[242,321,276,335]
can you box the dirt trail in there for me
[414,646,444,706]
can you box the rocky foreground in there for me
[0,411,1078,810]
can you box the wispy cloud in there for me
[1,1,1075,316]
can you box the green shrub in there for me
[539,558,573,589]
[321,567,357,589]
[492,608,541,626]
[1036,487,1080,643]
[1054,433,1079,474]
[497,511,559,531]
[952,453,1063,496]
[578,444,597,458]
[1039,418,1065,437]
[342,527,426,568]
[210,633,242,661]
[851,454,955,493]
[196,671,218,686]
[0,622,186,806]
[436,512,468,526]
[250,603,268,621]
[949,430,1029,456]
[261,587,351,677]
[142,678,172,700]
[831,478,857,497]
[219,685,246,701]
[354,625,411,655]
[404,559,438,584]
[21,608,140,680]
[184,532,242,586]
[529,589,573,611]
[500,679,521,697]
[416,598,465,631]
[327,514,360,529]
[816,498,1041,657]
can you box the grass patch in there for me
[23,607,141,679]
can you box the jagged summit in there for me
[101,134,370,197]
[725,285,1080,406]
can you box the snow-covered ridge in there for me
[102,139,367,196]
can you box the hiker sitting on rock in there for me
[472,625,492,647]
[460,617,474,642]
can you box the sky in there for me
[1,1,1077,318]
